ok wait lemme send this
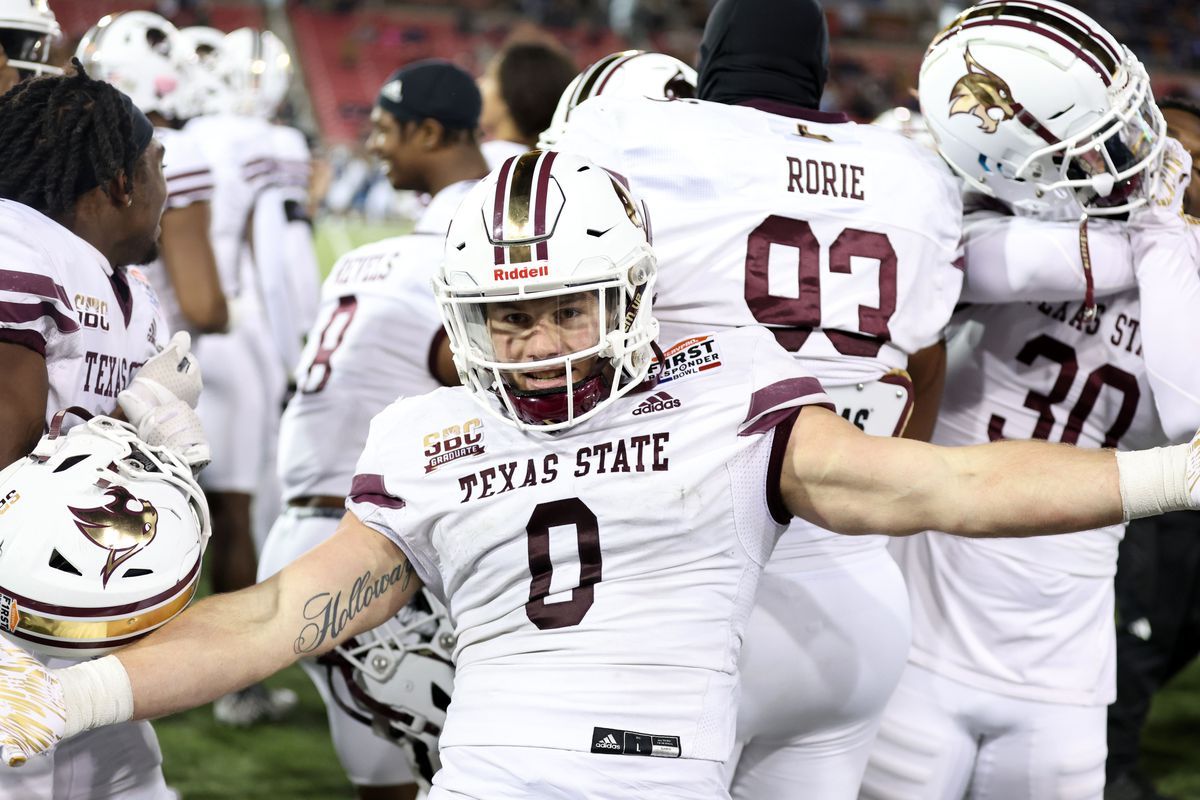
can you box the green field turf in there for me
[156,219,1200,798]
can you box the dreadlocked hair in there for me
[0,58,139,219]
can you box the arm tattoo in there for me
[293,562,413,655]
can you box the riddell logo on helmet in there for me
[494,265,549,281]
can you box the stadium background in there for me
[38,0,1200,796]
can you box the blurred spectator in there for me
[479,40,577,147]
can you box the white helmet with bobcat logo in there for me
[328,590,455,791]
[0,411,210,658]
[434,150,658,431]
[0,0,60,77]
[919,0,1165,215]
[76,11,191,121]
[538,50,696,148]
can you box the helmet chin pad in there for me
[506,371,610,427]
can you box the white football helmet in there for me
[0,0,60,77]
[872,106,937,152]
[0,411,210,659]
[76,12,190,121]
[220,27,292,118]
[328,590,454,791]
[434,150,658,431]
[177,25,230,117]
[538,50,697,148]
[919,0,1166,216]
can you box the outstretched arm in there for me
[120,511,417,720]
[782,405,1133,537]
[0,511,419,765]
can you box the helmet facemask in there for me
[1015,53,1165,216]
[438,251,657,431]
[436,151,659,432]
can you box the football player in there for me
[76,11,228,339]
[3,151,1200,800]
[478,40,576,168]
[1106,95,1200,800]
[0,0,60,94]
[0,64,207,800]
[256,59,490,800]
[550,2,961,794]
[860,3,1200,799]
[177,25,297,726]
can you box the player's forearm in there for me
[116,580,289,720]
[960,214,1135,303]
[928,439,1122,536]
[1131,225,1200,441]
[787,410,1128,537]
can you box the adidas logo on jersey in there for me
[632,391,681,416]
[594,733,621,750]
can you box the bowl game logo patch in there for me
[653,335,723,384]
[0,595,19,634]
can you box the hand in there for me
[0,636,65,767]
[118,332,203,429]
[138,399,211,472]
[1136,137,1192,224]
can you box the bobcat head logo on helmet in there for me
[69,486,158,587]
[948,48,1018,134]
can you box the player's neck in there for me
[424,146,491,198]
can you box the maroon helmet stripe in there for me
[533,150,558,261]
[492,155,515,265]
[0,556,201,617]
[595,51,649,95]
[956,18,1112,85]
[569,51,631,118]
[964,0,1120,64]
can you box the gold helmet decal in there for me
[70,486,158,587]
[948,48,1018,134]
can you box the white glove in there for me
[1133,137,1192,226]
[118,332,203,429]
[138,399,211,472]
[0,636,65,767]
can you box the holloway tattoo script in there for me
[293,563,414,654]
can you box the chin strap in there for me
[1078,213,1098,321]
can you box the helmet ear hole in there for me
[49,549,82,576]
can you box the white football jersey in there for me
[250,124,320,371]
[481,139,528,171]
[144,126,214,338]
[895,292,1172,706]
[555,96,963,381]
[555,96,963,564]
[183,114,273,298]
[348,327,832,761]
[0,200,167,425]
[959,208,1138,303]
[278,180,477,502]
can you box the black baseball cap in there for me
[376,59,482,131]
